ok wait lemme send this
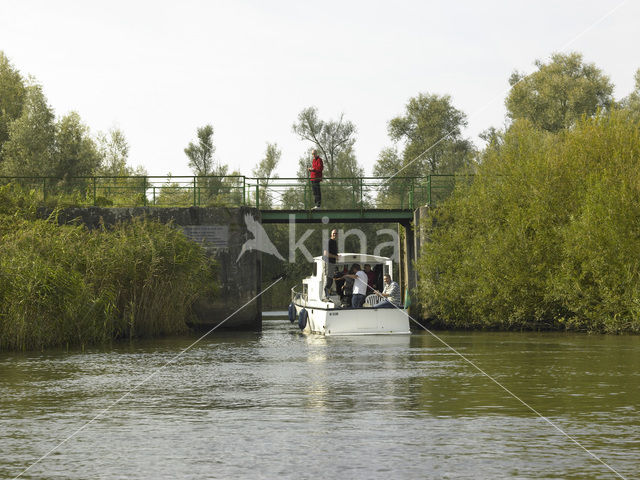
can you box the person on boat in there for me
[308,149,323,209]
[323,229,339,300]
[334,266,346,300]
[338,263,369,308]
[374,274,402,308]
[363,263,376,291]
[340,265,353,307]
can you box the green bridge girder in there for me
[260,209,414,225]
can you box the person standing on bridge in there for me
[308,149,323,209]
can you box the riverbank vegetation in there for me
[0,188,216,351]
[3,49,640,334]
[416,110,640,333]
[414,53,640,333]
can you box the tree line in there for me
[0,52,140,179]
[3,49,640,331]
[415,53,640,333]
[3,50,638,191]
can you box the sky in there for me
[0,0,638,178]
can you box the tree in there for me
[621,68,640,119]
[290,108,364,209]
[292,107,356,177]
[373,147,404,207]
[182,124,243,205]
[53,112,101,179]
[384,93,474,176]
[373,93,474,207]
[252,142,281,208]
[0,83,55,177]
[0,51,26,166]
[505,52,614,132]
[184,124,218,176]
[415,110,640,333]
[97,127,130,176]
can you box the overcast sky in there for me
[0,0,637,178]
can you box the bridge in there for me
[1,174,467,224]
[1,174,467,329]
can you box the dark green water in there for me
[1,316,639,479]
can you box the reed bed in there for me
[0,190,215,350]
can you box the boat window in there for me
[312,262,317,277]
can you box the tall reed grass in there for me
[0,187,215,350]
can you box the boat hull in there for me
[294,303,410,336]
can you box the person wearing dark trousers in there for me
[323,229,339,300]
[308,149,323,209]
[340,265,354,307]
[338,263,369,308]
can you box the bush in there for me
[416,110,640,332]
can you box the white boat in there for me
[289,253,410,336]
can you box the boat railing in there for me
[291,285,306,304]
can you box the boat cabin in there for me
[301,253,395,305]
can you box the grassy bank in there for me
[0,187,216,350]
[416,110,640,333]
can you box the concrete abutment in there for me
[50,206,262,331]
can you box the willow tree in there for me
[290,107,363,209]
[292,106,356,178]
[374,93,474,207]
[252,142,281,208]
[506,52,614,132]
[0,51,26,166]
[0,83,56,177]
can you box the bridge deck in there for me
[260,209,414,224]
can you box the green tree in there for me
[384,92,473,176]
[373,93,473,207]
[0,83,55,177]
[621,68,640,118]
[292,106,356,177]
[373,147,406,207]
[505,52,614,132]
[0,52,26,166]
[182,124,244,206]
[53,112,101,179]
[416,111,640,333]
[97,127,130,176]
[252,142,281,208]
[184,124,219,176]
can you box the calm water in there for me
[1,315,639,479]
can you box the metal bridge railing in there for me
[0,175,470,209]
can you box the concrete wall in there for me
[398,206,432,322]
[49,206,262,330]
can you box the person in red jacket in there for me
[308,149,323,209]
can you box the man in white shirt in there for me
[338,263,369,308]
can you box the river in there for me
[1,314,638,479]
